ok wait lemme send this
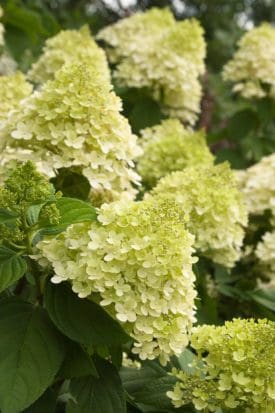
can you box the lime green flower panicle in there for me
[168,319,275,412]
[38,196,197,365]
[223,23,275,98]
[150,162,248,267]
[0,62,142,201]
[28,26,110,84]
[237,153,275,216]
[98,8,206,124]
[0,72,32,121]
[137,119,214,188]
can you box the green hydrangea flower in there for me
[150,163,248,267]
[168,319,275,412]
[0,161,58,244]
[37,196,197,365]
[237,153,275,217]
[0,72,32,121]
[0,62,142,201]
[28,26,110,84]
[137,119,214,188]
[223,23,275,98]
[98,8,206,124]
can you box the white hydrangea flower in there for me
[37,196,197,365]
[150,163,248,267]
[223,23,275,98]
[237,153,275,217]
[28,25,110,84]
[98,8,206,124]
[137,119,214,187]
[0,72,32,121]
[256,231,275,283]
[0,62,142,201]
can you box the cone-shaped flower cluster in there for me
[237,153,275,217]
[150,163,248,267]
[28,26,110,84]
[38,196,197,365]
[168,318,275,412]
[0,72,32,121]
[137,119,214,188]
[98,8,206,124]
[0,63,142,201]
[223,23,275,98]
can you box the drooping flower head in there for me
[237,153,275,217]
[168,318,275,412]
[0,62,142,201]
[150,163,248,267]
[28,26,110,84]
[137,119,214,188]
[223,23,275,98]
[38,196,197,365]
[0,72,32,121]
[98,8,206,124]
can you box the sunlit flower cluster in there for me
[137,119,214,188]
[150,163,248,267]
[223,23,275,98]
[28,26,110,84]
[38,196,197,365]
[0,72,32,121]
[98,8,206,124]
[168,318,275,412]
[237,153,275,217]
[0,63,142,201]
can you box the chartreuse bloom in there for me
[150,163,248,267]
[28,26,110,84]
[223,23,275,98]
[98,8,206,124]
[237,153,275,217]
[0,62,142,201]
[168,319,275,412]
[38,196,197,365]
[137,119,214,188]
[0,72,32,121]
[0,161,59,245]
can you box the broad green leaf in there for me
[248,289,275,312]
[23,389,56,413]
[0,246,27,293]
[120,361,176,412]
[59,341,98,379]
[0,298,65,413]
[26,203,45,226]
[227,109,258,140]
[45,282,131,346]
[0,208,19,225]
[40,198,97,235]
[66,358,126,413]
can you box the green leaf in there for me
[0,208,19,225]
[66,358,126,413]
[227,109,258,140]
[177,349,197,375]
[59,341,98,379]
[23,389,56,413]
[0,246,27,293]
[26,203,45,226]
[120,361,176,412]
[0,297,65,413]
[45,282,131,346]
[41,198,97,235]
[248,289,275,312]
